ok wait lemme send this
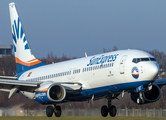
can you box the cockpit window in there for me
[137,58,140,63]
[132,58,141,63]
[150,58,156,61]
[132,57,156,63]
[140,58,149,61]
[132,58,137,63]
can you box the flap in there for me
[0,79,42,93]
[61,82,82,90]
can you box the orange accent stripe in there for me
[27,59,37,62]
[36,88,48,92]
[132,73,139,76]
[15,57,42,66]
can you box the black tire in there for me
[54,105,61,117]
[109,105,116,117]
[101,105,108,117]
[46,106,53,117]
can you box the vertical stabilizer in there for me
[9,3,45,74]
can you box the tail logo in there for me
[131,67,139,79]
[12,17,29,52]
[10,3,46,75]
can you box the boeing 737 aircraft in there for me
[1,2,166,117]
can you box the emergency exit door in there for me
[119,55,127,74]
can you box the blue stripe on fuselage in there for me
[80,80,152,97]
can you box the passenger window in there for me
[100,65,102,69]
[104,64,106,68]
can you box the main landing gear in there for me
[101,95,117,117]
[46,104,61,117]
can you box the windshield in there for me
[132,57,156,63]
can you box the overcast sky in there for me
[0,0,166,58]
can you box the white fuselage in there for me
[19,49,159,100]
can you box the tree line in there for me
[0,47,166,109]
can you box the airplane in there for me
[1,2,165,117]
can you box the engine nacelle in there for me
[35,82,66,104]
[130,84,161,104]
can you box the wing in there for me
[0,77,82,99]
[153,78,166,87]
[0,78,42,98]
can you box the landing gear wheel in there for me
[101,105,108,117]
[137,98,141,104]
[54,105,61,117]
[137,97,144,104]
[46,106,53,117]
[109,105,116,117]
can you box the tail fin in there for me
[9,3,45,74]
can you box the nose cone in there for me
[145,62,159,80]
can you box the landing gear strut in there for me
[46,105,62,117]
[101,95,117,117]
[137,92,145,104]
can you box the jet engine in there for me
[130,84,161,104]
[35,82,66,104]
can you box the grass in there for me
[0,116,166,120]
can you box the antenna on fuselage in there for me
[85,52,87,57]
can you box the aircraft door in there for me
[72,68,75,79]
[67,68,72,80]
[119,55,127,74]
[68,68,75,82]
